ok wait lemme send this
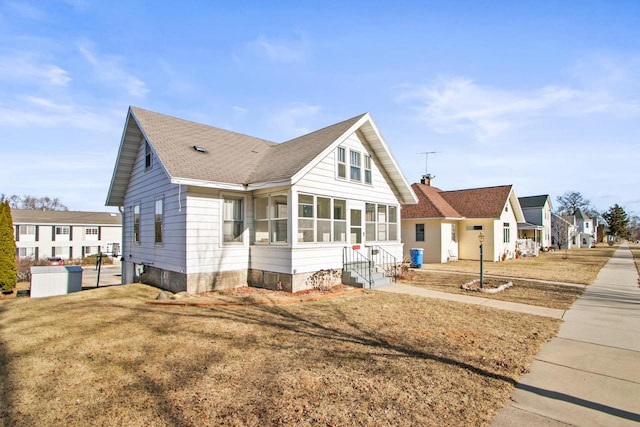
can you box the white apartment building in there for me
[12,209,122,260]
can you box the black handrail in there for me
[342,247,373,289]
[369,245,398,282]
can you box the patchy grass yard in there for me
[0,284,560,426]
[418,245,616,285]
[400,270,583,310]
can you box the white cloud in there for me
[0,96,122,131]
[236,33,309,65]
[0,52,71,86]
[78,41,148,97]
[396,67,640,140]
[268,103,322,137]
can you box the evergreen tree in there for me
[602,204,630,239]
[0,201,17,292]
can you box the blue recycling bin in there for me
[410,248,424,268]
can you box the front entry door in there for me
[350,208,362,245]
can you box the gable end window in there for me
[350,150,361,181]
[364,155,372,184]
[145,142,152,170]
[337,147,346,179]
[503,222,510,243]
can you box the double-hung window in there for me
[415,224,425,242]
[155,199,163,244]
[503,222,510,243]
[133,204,140,243]
[350,150,361,181]
[145,142,152,169]
[337,147,346,179]
[223,198,244,243]
[364,155,372,184]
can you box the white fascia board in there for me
[170,178,248,191]
[246,179,293,190]
[360,118,418,205]
[105,110,135,206]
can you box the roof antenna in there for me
[418,151,440,182]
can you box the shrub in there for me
[0,201,17,292]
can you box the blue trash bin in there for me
[409,248,424,268]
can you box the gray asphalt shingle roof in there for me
[106,106,418,207]
[11,209,121,225]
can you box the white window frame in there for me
[145,141,152,170]
[133,204,140,243]
[364,155,372,184]
[254,194,289,245]
[350,150,361,181]
[223,197,244,244]
[337,147,346,179]
[155,198,163,244]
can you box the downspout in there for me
[118,205,125,284]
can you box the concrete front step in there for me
[342,269,391,288]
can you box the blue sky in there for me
[1,0,639,216]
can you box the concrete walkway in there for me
[377,282,567,319]
[491,245,640,426]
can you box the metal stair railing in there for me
[369,245,398,282]
[343,247,373,289]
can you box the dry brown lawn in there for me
[400,270,584,310]
[629,242,640,286]
[0,284,560,426]
[418,245,616,284]
[398,245,617,310]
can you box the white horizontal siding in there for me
[250,246,292,273]
[295,133,399,204]
[122,139,186,273]
[185,188,252,274]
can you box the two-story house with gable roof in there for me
[106,107,417,293]
[517,194,553,251]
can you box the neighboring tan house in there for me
[106,106,417,294]
[12,209,122,260]
[401,177,525,263]
[518,194,553,251]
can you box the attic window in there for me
[193,145,207,153]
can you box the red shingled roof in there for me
[402,183,513,219]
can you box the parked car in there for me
[47,257,64,266]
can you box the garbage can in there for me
[409,248,424,268]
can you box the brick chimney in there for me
[420,174,435,186]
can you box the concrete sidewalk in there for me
[492,245,640,426]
